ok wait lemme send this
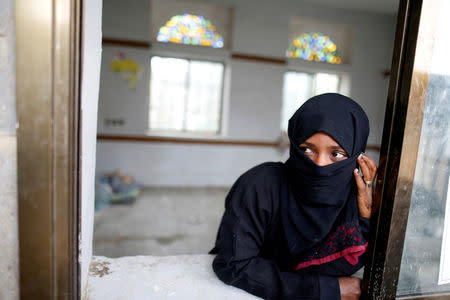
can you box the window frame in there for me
[285,60,351,95]
[20,0,450,298]
[362,0,450,299]
[147,48,228,138]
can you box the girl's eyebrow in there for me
[330,145,344,150]
[299,142,315,147]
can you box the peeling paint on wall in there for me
[89,261,112,277]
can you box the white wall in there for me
[0,0,19,298]
[97,46,150,135]
[102,0,150,41]
[227,60,285,141]
[81,0,102,295]
[97,0,395,187]
[97,142,289,186]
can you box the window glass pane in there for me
[149,56,188,131]
[281,72,313,131]
[397,74,450,296]
[185,61,224,133]
[397,0,450,295]
[314,73,340,95]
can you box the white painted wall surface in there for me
[227,60,285,141]
[96,142,289,187]
[97,0,395,187]
[0,0,19,298]
[96,141,379,188]
[80,0,102,295]
[97,46,150,135]
[102,0,150,42]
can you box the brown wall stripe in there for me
[231,53,286,65]
[102,38,151,49]
[97,134,381,152]
[97,135,278,147]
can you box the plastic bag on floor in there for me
[95,171,141,210]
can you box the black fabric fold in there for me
[210,93,372,299]
[281,93,370,264]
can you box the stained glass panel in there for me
[156,14,224,48]
[287,33,341,64]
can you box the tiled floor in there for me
[93,187,229,257]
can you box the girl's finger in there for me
[358,155,372,181]
[362,153,378,178]
[353,168,366,191]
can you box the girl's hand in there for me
[354,153,378,218]
[338,277,361,300]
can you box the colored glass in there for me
[287,33,342,64]
[157,14,224,48]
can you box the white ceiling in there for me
[302,0,399,15]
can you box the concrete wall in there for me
[97,0,395,187]
[81,0,103,295]
[0,0,19,298]
[85,255,259,299]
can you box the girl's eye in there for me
[332,151,347,159]
[299,147,313,155]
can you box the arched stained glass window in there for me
[156,14,224,48]
[286,33,341,64]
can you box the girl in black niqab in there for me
[211,93,377,300]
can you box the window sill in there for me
[84,254,259,299]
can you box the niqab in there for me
[282,93,370,270]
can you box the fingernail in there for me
[358,153,363,160]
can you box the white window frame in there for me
[146,44,230,138]
[280,62,351,132]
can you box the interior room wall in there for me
[97,46,150,135]
[81,0,103,294]
[96,0,395,187]
[0,0,19,298]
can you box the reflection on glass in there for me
[397,1,450,295]
[397,73,450,296]
[440,176,450,285]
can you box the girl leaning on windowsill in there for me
[210,93,377,300]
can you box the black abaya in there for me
[211,93,371,300]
